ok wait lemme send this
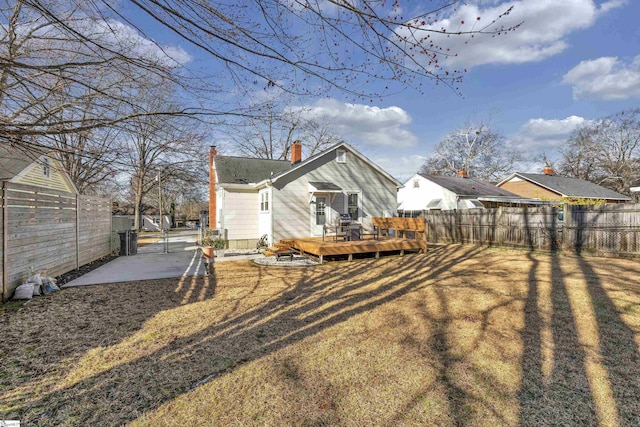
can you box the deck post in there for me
[375,251,379,259]
[400,249,404,256]
[348,254,353,261]
[319,254,323,264]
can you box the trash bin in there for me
[118,230,138,256]
[129,231,138,255]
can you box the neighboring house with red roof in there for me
[497,169,631,204]
[211,141,402,248]
[397,171,549,216]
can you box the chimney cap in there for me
[458,168,469,178]
[543,166,554,175]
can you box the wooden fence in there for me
[1,182,112,301]
[563,204,640,255]
[423,204,640,256]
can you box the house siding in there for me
[398,174,459,211]
[11,157,75,193]
[219,187,259,241]
[271,148,397,241]
[499,179,561,201]
[258,188,272,244]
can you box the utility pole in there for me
[157,172,163,231]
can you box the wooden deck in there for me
[280,236,426,264]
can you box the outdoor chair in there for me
[323,222,348,241]
[359,224,379,240]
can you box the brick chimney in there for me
[458,168,468,178]
[543,166,554,175]
[291,140,302,165]
[208,146,217,228]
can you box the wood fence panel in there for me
[3,184,77,297]
[78,194,112,266]
[1,182,5,301]
[426,207,562,250]
[2,183,111,301]
[563,204,640,254]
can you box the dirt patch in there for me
[54,255,119,286]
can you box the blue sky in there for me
[123,0,640,182]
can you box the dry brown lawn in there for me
[1,244,640,426]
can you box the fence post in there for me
[563,203,569,251]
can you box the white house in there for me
[397,172,548,216]
[210,142,402,248]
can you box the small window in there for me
[336,149,347,163]
[315,197,326,225]
[42,157,50,177]
[348,193,359,221]
[413,179,420,188]
[260,191,269,212]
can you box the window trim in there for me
[259,190,270,213]
[336,149,347,164]
[346,191,360,222]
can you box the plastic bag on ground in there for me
[13,283,34,300]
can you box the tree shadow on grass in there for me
[2,245,492,426]
[576,254,640,425]
[518,249,640,425]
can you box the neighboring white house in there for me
[397,173,548,216]
[211,141,402,248]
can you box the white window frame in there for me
[336,149,347,164]
[345,191,361,222]
[413,179,420,188]
[259,189,270,213]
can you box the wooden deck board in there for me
[281,237,425,258]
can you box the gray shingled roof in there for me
[214,156,291,184]
[0,144,47,181]
[516,173,631,200]
[419,174,521,197]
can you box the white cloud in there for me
[562,55,640,100]
[293,98,418,147]
[88,19,192,67]
[511,115,590,152]
[396,0,625,69]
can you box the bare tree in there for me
[420,121,521,181]
[559,109,640,195]
[0,1,182,145]
[224,104,343,159]
[114,1,518,98]
[121,81,207,230]
[1,1,520,146]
